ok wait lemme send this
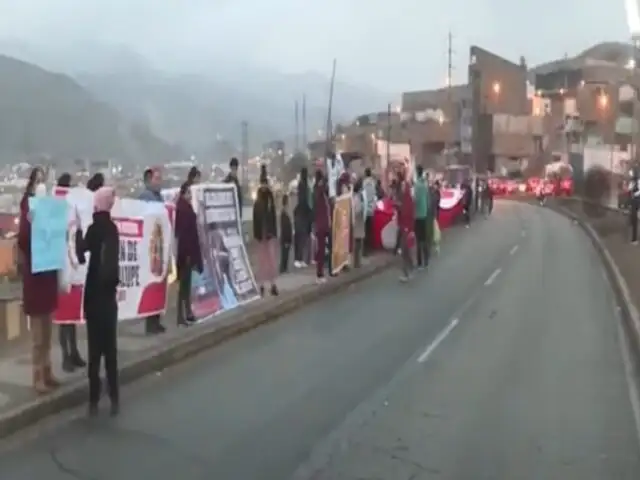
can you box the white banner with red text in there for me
[53,186,172,324]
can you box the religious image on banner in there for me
[331,193,351,275]
[191,184,259,319]
[53,187,172,324]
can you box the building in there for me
[532,42,640,163]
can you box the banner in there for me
[190,183,259,318]
[29,196,68,273]
[161,187,180,284]
[53,187,172,324]
[331,193,351,275]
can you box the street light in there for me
[492,81,501,95]
[598,91,609,109]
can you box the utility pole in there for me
[302,94,307,154]
[325,59,337,155]
[446,30,454,166]
[386,102,392,174]
[240,120,248,187]
[294,99,300,153]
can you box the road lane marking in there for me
[484,268,502,286]
[509,245,519,255]
[418,318,459,363]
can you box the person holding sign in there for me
[75,187,121,416]
[18,167,61,395]
[175,182,203,325]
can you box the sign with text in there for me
[52,187,172,324]
[331,193,351,275]
[191,183,259,319]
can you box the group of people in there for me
[17,160,244,416]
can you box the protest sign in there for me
[190,183,258,318]
[161,187,179,284]
[331,193,351,275]
[53,187,172,324]
[28,196,68,273]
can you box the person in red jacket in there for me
[175,182,203,325]
[394,170,415,282]
[18,167,61,394]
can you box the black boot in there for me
[62,355,74,373]
[270,284,279,296]
[260,285,265,297]
[71,351,86,368]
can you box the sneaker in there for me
[300,262,308,267]
[316,277,327,284]
[294,261,302,268]
[399,275,409,283]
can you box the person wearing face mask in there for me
[18,167,61,394]
[76,187,120,416]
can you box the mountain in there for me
[0,40,391,157]
[0,51,180,165]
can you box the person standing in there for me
[225,157,243,219]
[76,187,120,416]
[413,166,430,269]
[279,194,293,273]
[18,167,61,394]
[293,167,312,268]
[139,168,166,334]
[362,168,377,256]
[252,165,279,296]
[175,182,203,326]
[352,180,366,268]
[395,170,415,282]
[462,181,473,228]
[313,170,330,283]
[56,173,87,373]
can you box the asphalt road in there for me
[0,201,639,479]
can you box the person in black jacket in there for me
[56,173,87,373]
[225,157,243,218]
[293,167,312,267]
[252,164,278,296]
[279,194,293,273]
[76,186,120,416]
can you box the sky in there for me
[0,0,632,93]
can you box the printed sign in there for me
[53,187,172,324]
[191,183,259,318]
[331,193,351,275]
[28,196,68,273]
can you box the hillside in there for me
[0,40,390,157]
[0,54,180,164]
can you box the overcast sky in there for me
[0,0,631,93]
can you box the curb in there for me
[511,199,640,370]
[0,255,395,440]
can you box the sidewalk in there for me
[0,253,393,438]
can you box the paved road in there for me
[0,201,639,479]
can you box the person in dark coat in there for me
[279,194,293,273]
[293,167,312,267]
[86,173,105,192]
[75,186,120,416]
[225,157,243,218]
[252,164,278,296]
[18,166,61,394]
[56,173,87,373]
[313,170,330,282]
[175,182,203,326]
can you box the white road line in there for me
[417,318,459,363]
[484,268,502,286]
[509,245,519,255]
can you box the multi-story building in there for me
[532,41,640,163]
